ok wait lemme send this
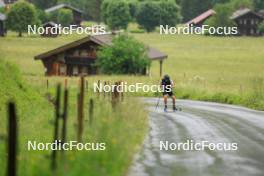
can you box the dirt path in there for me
[128,98,264,176]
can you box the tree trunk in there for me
[18,31,22,37]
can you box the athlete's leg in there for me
[163,94,168,111]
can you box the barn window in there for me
[59,64,67,75]
[73,66,79,75]
[250,29,254,35]
[251,19,254,25]
[244,19,247,25]
[81,67,88,75]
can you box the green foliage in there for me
[57,8,73,26]
[136,1,181,32]
[36,9,49,24]
[7,0,38,37]
[205,3,234,28]
[101,0,131,30]
[230,0,253,10]
[31,0,57,9]
[136,1,160,32]
[181,0,213,22]
[258,21,264,33]
[159,0,181,26]
[127,0,139,20]
[97,35,151,74]
[254,0,264,11]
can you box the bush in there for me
[57,9,73,26]
[36,9,49,24]
[101,0,131,30]
[7,0,38,37]
[97,35,151,74]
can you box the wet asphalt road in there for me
[128,98,264,176]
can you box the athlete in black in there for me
[161,75,176,112]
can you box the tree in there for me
[205,3,234,28]
[159,0,181,26]
[254,0,264,11]
[181,0,213,22]
[101,0,131,30]
[7,1,38,37]
[258,21,264,33]
[136,1,160,32]
[31,0,57,9]
[57,9,73,26]
[127,0,139,20]
[97,35,151,74]
[86,0,103,23]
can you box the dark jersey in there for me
[161,78,173,94]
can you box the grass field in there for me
[0,59,148,175]
[0,29,264,175]
[0,31,263,109]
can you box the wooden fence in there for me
[5,76,124,175]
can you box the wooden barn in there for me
[41,21,59,37]
[231,8,264,36]
[45,4,83,26]
[34,34,168,76]
[186,9,216,27]
[0,12,6,37]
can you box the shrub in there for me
[97,35,151,74]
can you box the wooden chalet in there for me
[186,9,216,27]
[3,0,17,4]
[41,21,59,37]
[231,8,264,36]
[45,4,83,26]
[0,12,6,37]
[34,34,168,76]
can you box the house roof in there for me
[43,21,57,27]
[0,12,6,21]
[186,9,216,25]
[230,8,263,20]
[34,34,168,61]
[258,9,264,17]
[45,3,83,14]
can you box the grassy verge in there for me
[0,59,148,175]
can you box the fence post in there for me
[112,82,119,108]
[89,99,94,126]
[7,102,17,176]
[47,79,49,90]
[86,80,88,92]
[97,80,101,97]
[51,84,61,170]
[61,88,68,153]
[77,77,84,142]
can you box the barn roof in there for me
[0,12,6,21]
[43,21,57,27]
[230,8,263,20]
[186,9,216,25]
[34,34,168,61]
[45,3,83,14]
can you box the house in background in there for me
[45,4,83,26]
[41,21,59,38]
[186,9,216,27]
[231,8,264,36]
[0,12,6,36]
[34,34,168,77]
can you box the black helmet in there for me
[164,74,170,80]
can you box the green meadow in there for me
[0,28,264,175]
[1,32,264,109]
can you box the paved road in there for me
[128,98,264,176]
